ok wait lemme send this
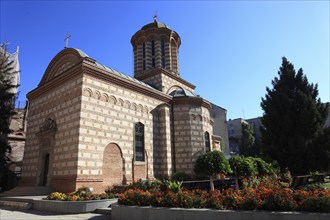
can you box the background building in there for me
[210,104,229,155]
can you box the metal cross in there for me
[64,33,71,48]
[153,11,158,22]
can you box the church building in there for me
[20,19,229,193]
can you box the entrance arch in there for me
[102,143,124,187]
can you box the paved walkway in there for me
[0,207,111,220]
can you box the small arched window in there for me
[151,40,156,68]
[161,39,166,68]
[135,122,145,161]
[204,131,210,152]
[143,42,146,70]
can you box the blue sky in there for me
[1,1,329,120]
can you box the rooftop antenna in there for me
[153,11,158,22]
[64,33,71,48]
[242,108,246,119]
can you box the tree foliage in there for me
[229,155,258,178]
[260,57,329,175]
[194,151,232,176]
[194,151,232,190]
[248,157,276,176]
[0,44,18,168]
[240,122,255,155]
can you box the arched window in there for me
[151,40,156,68]
[135,122,145,161]
[143,42,146,70]
[204,131,210,152]
[161,39,166,68]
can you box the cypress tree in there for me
[260,57,329,175]
[0,44,18,168]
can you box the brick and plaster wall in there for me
[77,73,168,192]
[172,99,213,175]
[21,74,82,191]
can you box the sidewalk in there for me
[0,207,111,220]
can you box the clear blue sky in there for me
[1,1,329,120]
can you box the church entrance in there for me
[39,153,49,186]
[103,143,123,187]
[41,153,50,186]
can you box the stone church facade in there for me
[20,20,228,193]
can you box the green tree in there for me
[0,44,18,169]
[194,151,232,190]
[260,57,329,175]
[240,122,255,155]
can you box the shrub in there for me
[106,179,161,195]
[117,176,330,213]
[262,188,298,211]
[238,187,262,210]
[205,190,223,209]
[118,189,152,206]
[248,157,275,176]
[229,155,258,178]
[105,184,128,194]
[298,183,326,191]
[171,172,192,181]
[301,190,330,212]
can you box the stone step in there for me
[0,200,32,210]
[95,207,112,215]
[0,186,53,197]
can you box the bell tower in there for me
[131,17,181,83]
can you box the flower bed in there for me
[45,186,117,201]
[33,198,117,213]
[39,186,118,213]
[117,176,330,213]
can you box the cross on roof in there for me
[153,12,158,22]
[64,33,71,48]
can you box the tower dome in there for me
[131,18,181,78]
[141,21,168,30]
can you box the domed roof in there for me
[141,21,168,30]
[169,88,196,98]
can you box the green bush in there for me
[229,155,258,178]
[105,179,161,195]
[171,172,192,181]
[248,157,275,176]
[117,176,330,213]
